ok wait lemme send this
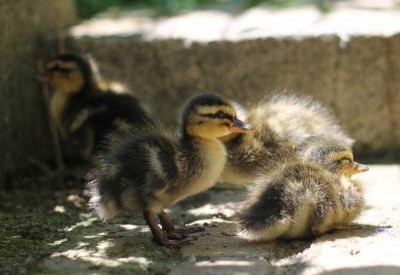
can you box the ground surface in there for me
[1,164,400,274]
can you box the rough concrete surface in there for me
[0,0,76,179]
[8,164,394,275]
[62,1,400,156]
[67,34,400,155]
[335,36,393,152]
[388,33,400,149]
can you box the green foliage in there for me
[75,0,133,19]
[75,0,336,19]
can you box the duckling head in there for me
[182,93,254,139]
[303,142,369,177]
[46,54,93,94]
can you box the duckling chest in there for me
[181,140,227,197]
[50,91,70,127]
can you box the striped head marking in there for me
[183,94,253,139]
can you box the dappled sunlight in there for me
[186,202,238,218]
[53,205,66,213]
[64,214,97,233]
[188,217,233,226]
[117,224,140,231]
[83,232,108,239]
[46,221,157,272]
[196,260,254,267]
[51,239,152,268]
[66,194,86,208]
[50,239,68,247]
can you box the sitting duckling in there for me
[238,143,369,241]
[220,94,353,185]
[45,54,150,160]
[86,93,253,247]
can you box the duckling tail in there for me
[85,172,119,221]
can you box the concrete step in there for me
[65,3,400,155]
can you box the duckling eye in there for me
[215,111,226,119]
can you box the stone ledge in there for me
[67,33,400,154]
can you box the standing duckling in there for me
[238,143,369,241]
[86,93,253,247]
[220,94,353,185]
[45,54,150,160]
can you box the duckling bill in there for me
[238,144,368,241]
[86,93,253,248]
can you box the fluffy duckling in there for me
[86,93,253,247]
[220,94,353,185]
[238,143,369,241]
[46,54,150,159]
[258,95,354,148]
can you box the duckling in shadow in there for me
[220,94,353,185]
[45,54,151,160]
[238,142,369,241]
[86,93,253,248]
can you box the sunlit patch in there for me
[118,224,140,230]
[50,239,152,268]
[139,227,150,233]
[119,257,151,266]
[77,242,90,248]
[196,260,254,267]
[53,205,66,213]
[67,194,86,208]
[83,232,108,239]
[187,217,233,226]
[50,239,68,247]
[187,203,237,218]
[64,214,97,232]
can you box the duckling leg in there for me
[143,210,192,248]
[158,211,187,240]
[158,211,201,239]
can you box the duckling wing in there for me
[86,132,180,217]
[98,91,151,127]
[66,92,148,131]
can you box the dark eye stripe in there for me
[47,65,73,73]
[200,113,233,120]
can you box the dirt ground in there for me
[1,164,400,275]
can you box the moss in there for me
[0,190,82,274]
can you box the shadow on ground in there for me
[1,165,400,274]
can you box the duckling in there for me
[220,94,353,185]
[86,93,253,247]
[259,94,354,148]
[45,54,150,160]
[238,143,369,241]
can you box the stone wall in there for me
[67,35,400,156]
[0,0,76,188]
